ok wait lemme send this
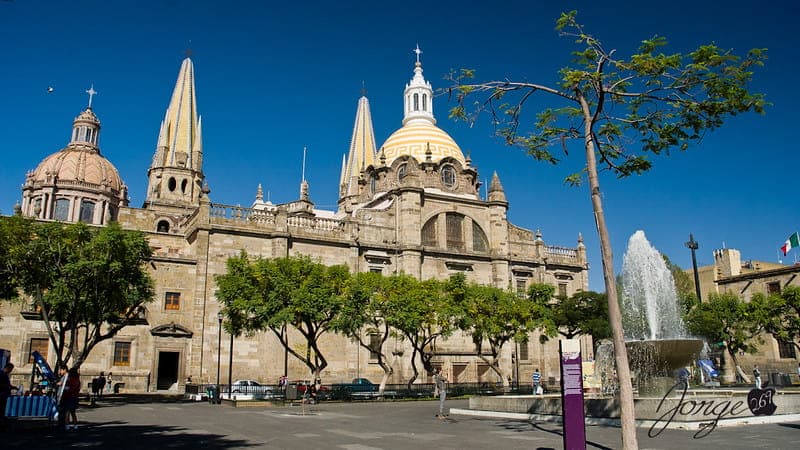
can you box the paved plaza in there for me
[3,398,800,449]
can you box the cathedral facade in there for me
[1,55,589,392]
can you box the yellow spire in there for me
[145,57,205,210]
[153,57,202,171]
[340,94,377,197]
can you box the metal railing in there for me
[190,381,543,402]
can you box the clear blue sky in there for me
[1,0,797,292]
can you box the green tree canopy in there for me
[2,217,154,369]
[382,276,456,386]
[753,286,800,352]
[0,215,34,300]
[683,291,777,379]
[537,290,610,346]
[451,274,555,386]
[216,254,350,380]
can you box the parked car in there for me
[331,378,396,399]
[291,380,330,401]
[231,380,278,399]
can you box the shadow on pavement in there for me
[493,419,613,450]
[3,421,258,450]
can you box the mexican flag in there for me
[781,232,800,256]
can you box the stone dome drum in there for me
[380,121,465,166]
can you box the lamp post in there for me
[282,322,288,380]
[685,233,702,303]
[216,312,223,405]
[228,330,234,400]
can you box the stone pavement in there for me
[3,398,800,449]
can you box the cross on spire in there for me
[86,84,98,108]
[414,44,422,63]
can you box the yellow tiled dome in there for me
[380,121,464,166]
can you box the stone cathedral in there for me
[1,54,589,392]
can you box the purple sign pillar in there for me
[560,339,586,450]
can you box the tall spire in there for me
[402,44,435,126]
[153,57,202,171]
[340,94,377,198]
[145,57,205,210]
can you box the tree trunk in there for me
[581,96,639,449]
[727,347,751,384]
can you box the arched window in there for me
[472,221,488,253]
[168,177,177,192]
[413,93,419,111]
[33,197,42,217]
[157,220,170,233]
[421,217,437,247]
[79,200,95,223]
[422,94,428,111]
[441,165,456,188]
[370,174,377,193]
[54,198,70,221]
[397,163,407,182]
[446,213,464,251]
[181,178,188,193]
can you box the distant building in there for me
[1,54,590,392]
[691,248,799,380]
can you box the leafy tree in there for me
[383,276,456,387]
[3,218,154,369]
[779,287,800,351]
[755,286,800,353]
[216,254,350,381]
[451,274,555,386]
[332,271,399,395]
[684,292,773,381]
[538,290,610,347]
[0,215,33,301]
[449,11,765,448]
[663,254,695,304]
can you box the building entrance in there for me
[157,351,179,390]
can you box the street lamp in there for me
[685,233,702,303]
[228,330,234,400]
[282,322,288,381]
[216,312,223,405]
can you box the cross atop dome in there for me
[414,44,422,63]
[86,84,98,108]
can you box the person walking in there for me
[58,367,81,431]
[532,368,542,395]
[106,372,113,394]
[753,364,762,389]
[434,368,448,419]
[1,363,19,430]
[96,372,106,399]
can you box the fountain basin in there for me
[466,390,800,422]
[625,339,704,375]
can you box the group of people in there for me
[90,371,113,402]
[0,361,120,432]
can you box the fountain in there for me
[464,230,800,426]
[617,230,702,395]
